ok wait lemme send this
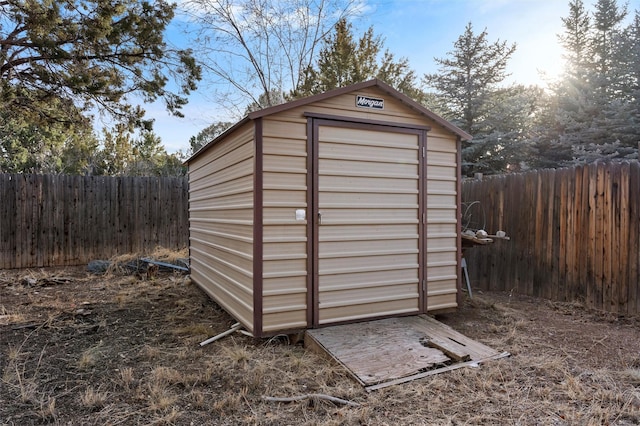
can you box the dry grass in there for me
[2,333,60,423]
[77,341,104,369]
[1,263,639,425]
[0,304,27,326]
[80,386,108,410]
[103,247,188,278]
[119,367,135,390]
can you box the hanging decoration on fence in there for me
[461,201,510,247]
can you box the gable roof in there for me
[187,79,471,163]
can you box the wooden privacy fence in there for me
[462,161,640,316]
[0,174,189,269]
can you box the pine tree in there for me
[292,18,423,99]
[0,0,201,174]
[606,10,640,159]
[591,0,627,94]
[0,98,98,174]
[560,0,592,78]
[0,0,200,127]
[425,23,516,135]
[534,0,638,166]
[425,22,530,175]
[189,121,235,154]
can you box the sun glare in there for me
[510,34,566,88]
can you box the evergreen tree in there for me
[474,85,544,173]
[591,0,627,96]
[586,0,628,151]
[127,130,187,176]
[377,51,426,104]
[97,125,136,176]
[425,23,516,135]
[0,97,98,174]
[535,0,638,167]
[561,0,592,78]
[605,10,640,159]
[1,0,200,127]
[0,0,201,174]
[95,125,185,176]
[425,22,528,175]
[292,18,423,100]
[189,121,235,154]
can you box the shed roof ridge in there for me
[186,78,471,164]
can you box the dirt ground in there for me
[1,258,640,425]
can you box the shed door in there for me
[312,120,425,326]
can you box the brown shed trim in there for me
[310,118,320,327]
[307,115,428,327]
[419,128,427,312]
[305,117,315,328]
[456,137,463,307]
[253,118,264,337]
[186,117,251,164]
[303,112,432,131]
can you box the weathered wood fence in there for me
[0,174,189,269]
[462,161,640,315]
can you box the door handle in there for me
[318,211,322,225]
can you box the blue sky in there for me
[146,0,638,153]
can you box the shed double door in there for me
[310,119,426,326]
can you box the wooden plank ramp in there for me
[305,315,509,391]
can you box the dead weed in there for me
[1,263,639,425]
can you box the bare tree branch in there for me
[182,0,361,112]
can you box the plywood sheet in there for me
[305,315,507,389]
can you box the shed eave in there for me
[184,116,252,164]
[248,79,472,141]
[186,78,472,165]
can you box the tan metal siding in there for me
[189,81,462,334]
[273,87,429,127]
[189,124,255,331]
[317,126,420,324]
[426,130,459,310]
[319,299,419,324]
[260,117,309,332]
[309,92,428,127]
[263,87,459,319]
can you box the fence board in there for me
[610,164,621,313]
[551,169,561,301]
[1,176,15,268]
[630,162,640,315]
[0,174,189,269]
[462,161,640,315]
[512,173,526,293]
[579,164,590,305]
[587,165,596,307]
[571,166,584,303]
[618,163,629,314]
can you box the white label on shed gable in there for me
[295,209,306,221]
[355,95,384,110]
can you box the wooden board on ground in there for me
[305,315,508,391]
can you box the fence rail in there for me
[0,174,189,269]
[462,161,640,316]
[5,165,640,315]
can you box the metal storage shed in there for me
[186,79,471,338]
